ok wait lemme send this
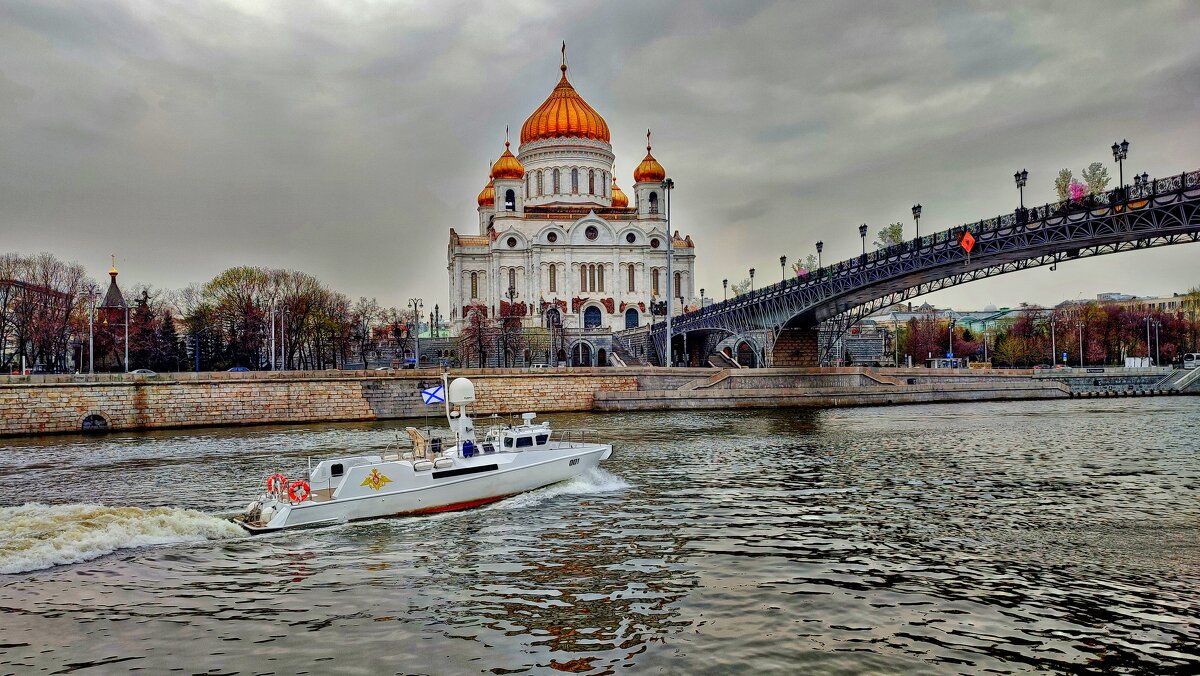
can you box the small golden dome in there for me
[610,177,628,208]
[491,140,525,180]
[477,178,495,208]
[633,131,666,183]
[520,62,610,145]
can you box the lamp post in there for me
[1014,169,1028,210]
[85,284,97,374]
[859,224,868,257]
[1111,139,1129,194]
[269,300,276,370]
[123,302,129,373]
[699,288,705,308]
[815,241,823,269]
[408,297,423,368]
[749,268,755,293]
[780,255,787,282]
[948,317,956,365]
[503,286,517,367]
[433,304,441,339]
[280,308,289,370]
[661,177,675,368]
[1077,320,1084,368]
[1153,319,1161,366]
[1050,313,1056,367]
[912,204,922,240]
[722,278,728,302]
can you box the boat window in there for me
[535,434,549,445]
[504,437,514,448]
[516,436,533,448]
[331,463,344,477]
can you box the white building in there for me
[448,55,697,345]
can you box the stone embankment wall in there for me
[1,368,715,437]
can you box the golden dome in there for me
[477,178,495,208]
[633,131,666,183]
[610,177,628,208]
[491,140,525,180]
[520,63,610,145]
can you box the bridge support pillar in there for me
[772,327,821,367]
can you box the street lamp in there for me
[1077,320,1085,368]
[1111,139,1129,193]
[948,317,956,364]
[858,224,868,256]
[699,288,705,307]
[749,268,755,293]
[1014,169,1028,210]
[84,284,97,374]
[1153,318,1161,366]
[722,278,728,302]
[408,297,423,368]
[815,241,823,269]
[1050,314,1057,367]
[912,204,922,240]
[780,255,787,282]
[661,177,675,368]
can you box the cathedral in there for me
[447,51,697,365]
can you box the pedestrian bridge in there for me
[643,168,1200,366]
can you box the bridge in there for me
[641,168,1200,367]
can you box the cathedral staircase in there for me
[610,335,649,367]
[708,352,740,369]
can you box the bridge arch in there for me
[646,173,1200,365]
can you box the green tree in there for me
[1054,168,1074,201]
[874,222,905,249]
[790,254,819,276]
[1081,162,1111,195]
[729,278,752,297]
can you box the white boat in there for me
[234,375,613,533]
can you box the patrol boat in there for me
[234,375,613,533]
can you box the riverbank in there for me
[1,366,1194,437]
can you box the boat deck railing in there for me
[552,429,591,448]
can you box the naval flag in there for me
[420,384,445,405]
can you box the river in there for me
[1,398,1197,674]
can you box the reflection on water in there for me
[1,398,1198,673]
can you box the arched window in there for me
[504,189,515,211]
[537,171,544,196]
[602,171,608,196]
[584,307,602,328]
[649,192,659,214]
[674,272,682,299]
[625,308,639,329]
[571,168,579,194]
[580,265,587,292]
[627,264,635,292]
[470,272,478,299]
[652,269,660,296]
[549,265,557,292]
[508,268,516,291]
[597,265,604,292]
[588,265,597,292]
[588,169,595,194]
[526,174,530,197]
[553,169,560,193]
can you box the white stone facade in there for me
[448,77,696,337]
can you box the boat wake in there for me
[0,503,246,575]
[491,468,631,511]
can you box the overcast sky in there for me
[2,0,1198,311]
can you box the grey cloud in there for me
[1,0,1197,313]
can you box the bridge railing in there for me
[671,168,1199,331]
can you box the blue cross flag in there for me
[420,385,445,405]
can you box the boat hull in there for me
[238,443,609,533]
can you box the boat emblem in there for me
[361,469,392,491]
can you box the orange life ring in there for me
[288,479,311,503]
[266,474,288,494]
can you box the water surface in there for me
[1,398,1197,674]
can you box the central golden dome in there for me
[520,63,610,145]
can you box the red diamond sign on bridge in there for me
[960,231,976,253]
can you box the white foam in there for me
[0,503,246,575]
[490,468,631,511]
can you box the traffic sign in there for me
[960,231,976,253]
